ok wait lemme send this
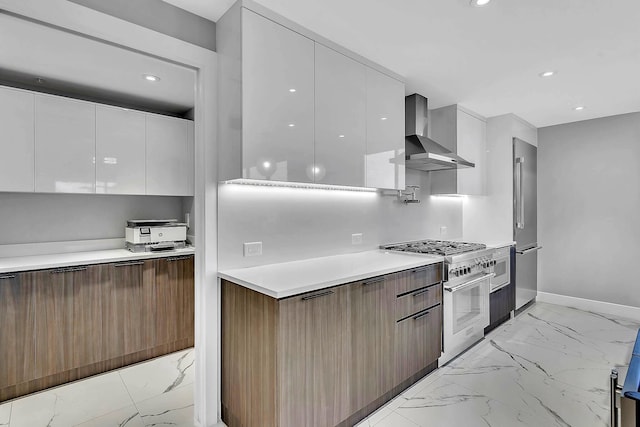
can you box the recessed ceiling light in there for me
[539,71,555,78]
[381,117,388,121]
[470,0,491,7]
[574,106,585,111]
[288,123,295,127]
[143,74,160,82]
[289,88,296,93]
[339,135,345,138]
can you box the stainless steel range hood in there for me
[405,94,475,171]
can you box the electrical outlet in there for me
[352,233,363,245]
[243,241,262,257]
[440,226,447,237]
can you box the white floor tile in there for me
[10,372,133,427]
[136,384,194,427]
[74,405,144,427]
[372,410,420,427]
[119,348,195,403]
[0,402,11,426]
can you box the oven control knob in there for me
[491,260,496,266]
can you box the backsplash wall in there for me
[218,169,463,269]
[0,193,184,245]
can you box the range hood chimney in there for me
[405,94,475,171]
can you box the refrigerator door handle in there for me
[515,157,525,229]
[516,246,542,255]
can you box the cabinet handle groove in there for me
[167,256,192,262]
[0,274,16,280]
[114,261,145,267]
[411,267,427,274]
[301,290,334,300]
[363,278,384,287]
[413,309,431,321]
[412,287,433,297]
[50,266,88,274]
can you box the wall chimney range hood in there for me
[405,94,475,171]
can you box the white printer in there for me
[125,219,188,252]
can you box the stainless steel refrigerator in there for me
[513,138,541,310]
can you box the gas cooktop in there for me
[381,239,487,256]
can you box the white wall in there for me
[462,114,537,244]
[0,193,184,245]
[538,112,640,306]
[218,169,463,269]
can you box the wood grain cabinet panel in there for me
[395,264,442,295]
[349,276,396,411]
[394,304,442,385]
[395,283,442,321]
[0,272,37,388]
[278,285,352,427]
[222,262,444,427]
[103,260,156,359]
[154,256,195,347]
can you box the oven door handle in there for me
[444,273,494,293]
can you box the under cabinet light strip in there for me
[223,179,378,193]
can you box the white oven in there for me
[491,246,511,292]
[441,270,492,365]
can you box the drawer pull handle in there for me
[412,287,433,297]
[0,274,16,280]
[301,290,334,300]
[363,278,384,286]
[413,309,431,321]
[50,266,88,274]
[411,267,427,274]
[114,261,145,267]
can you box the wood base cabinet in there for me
[0,255,194,402]
[222,262,443,427]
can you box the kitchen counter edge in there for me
[218,250,444,299]
[0,246,195,274]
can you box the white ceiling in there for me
[0,12,196,114]
[170,0,640,127]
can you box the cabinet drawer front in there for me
[395,263,442,296]
[394,304,442,384]
[395,284,442,321]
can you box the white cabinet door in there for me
[242,9,315,183]
[146,114,194,196]
[314,44,366,186]
[0,87,34,192]
[457,110,486,196]
[96,105,146,195]
[35,94,95,193]
[365,68,405,190]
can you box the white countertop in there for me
[0,246,195,274]
[484,241,516,249]
[218,250,443,299]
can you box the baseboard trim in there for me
[537,291,640,322]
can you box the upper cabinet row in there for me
[0,86,194,196]
[218,5,405,190]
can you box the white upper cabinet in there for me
[314,44,366,186]
[0,87,34,192]
[96,105,146,195]
[146,114,194,196]
[35,94,96,193]
[242,8,315,183]
[217,2,405,189]
[365,69,405,190]
[430,105,486,196]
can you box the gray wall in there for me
[538,112,640,306]
[218,169,463,269]
[0,193,184,244]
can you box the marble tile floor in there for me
[0,348,210,427]
[356,301,639,427]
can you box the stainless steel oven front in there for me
[440,251,493,365]
[491,246,511,292]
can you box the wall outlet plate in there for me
[440,226,447,237]
[352,233,363,245]
[243,241,262,257]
